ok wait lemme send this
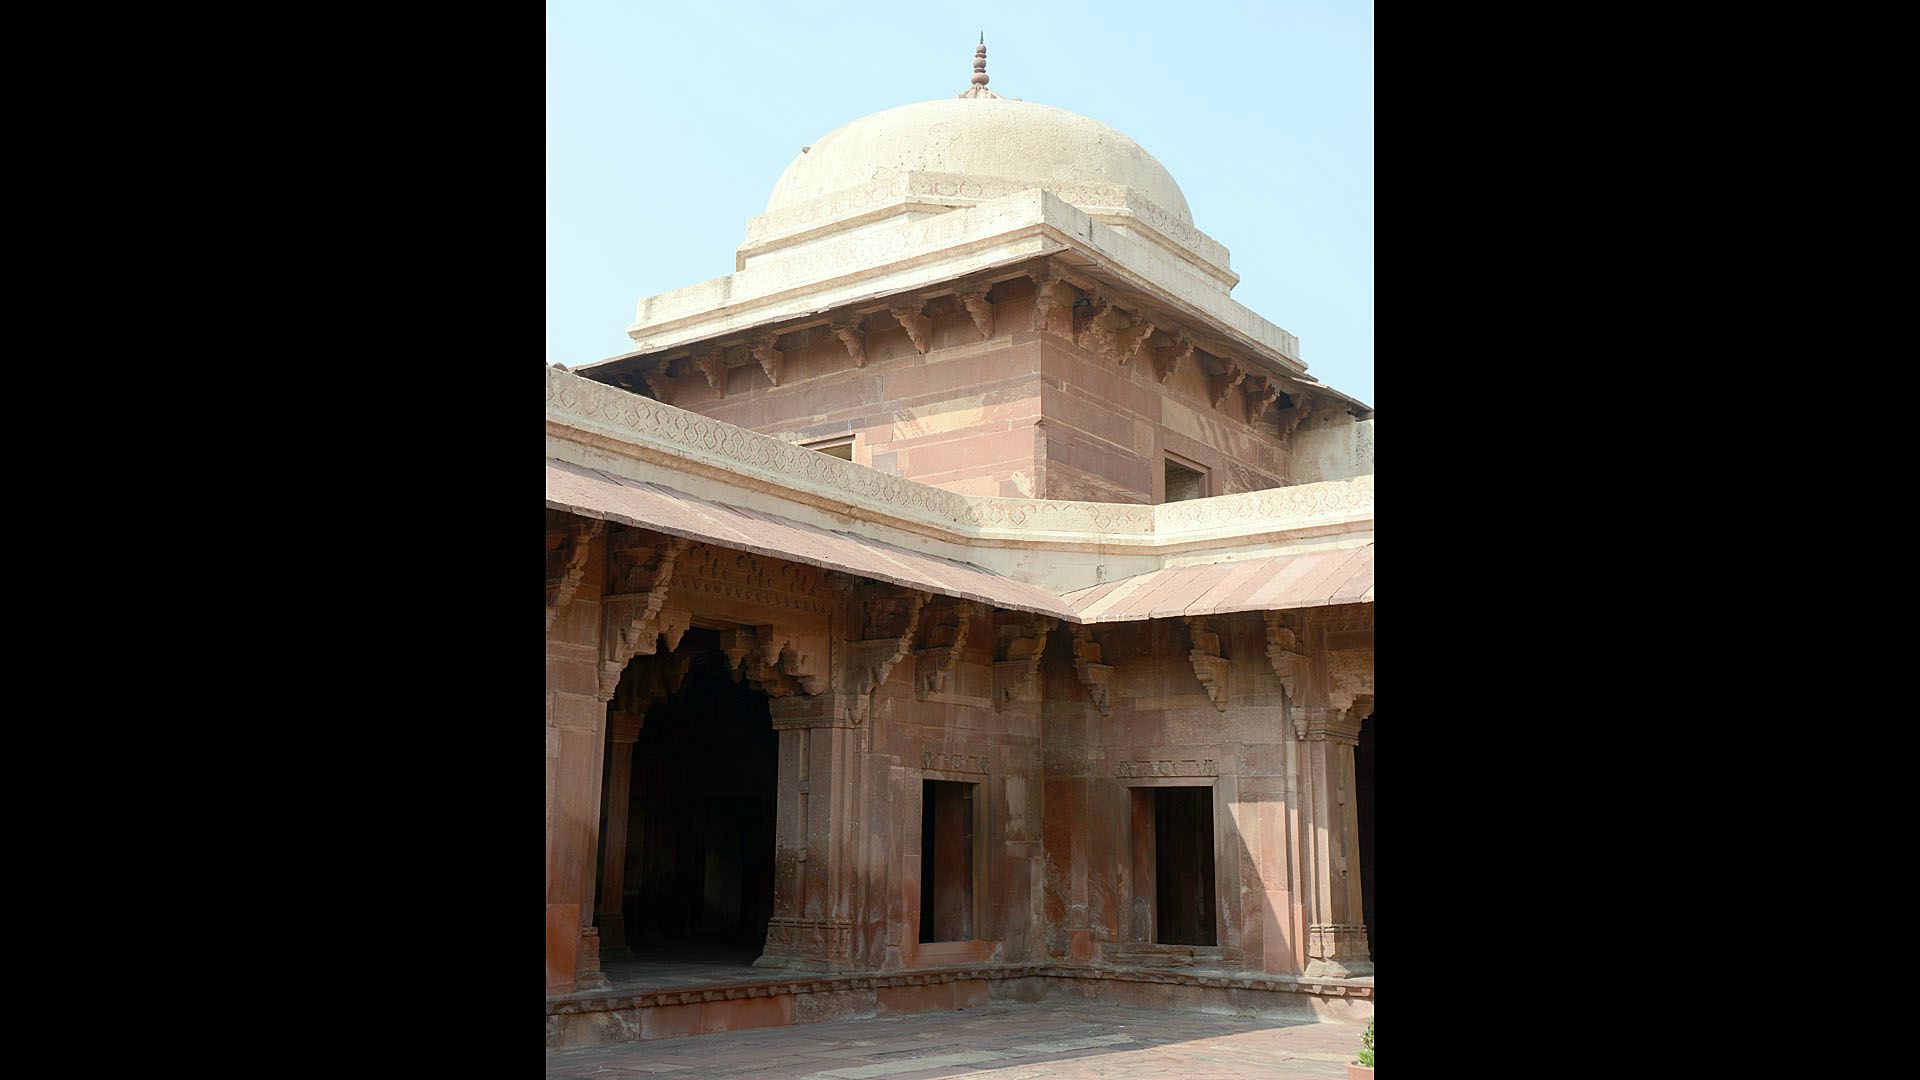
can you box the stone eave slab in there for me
[607,189,1319,390]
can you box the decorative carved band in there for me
[763,916,853,962]
[922,750,989,774]
[1115,758,1218,778]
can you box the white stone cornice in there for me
[547,367,1371,557]
[619,190,1311,385]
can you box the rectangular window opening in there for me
[1164,456,1208,503]
[1148,786,1216,946]
[804,436,854,460]
[919,779,977,942]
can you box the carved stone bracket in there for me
[914,600,977,699]
[1070,625,1114,718]
[1115,317,1156,366]
[546,517,603,632]
[1276,392,1316,437]
[598,535,692,701]
[1263,611,1309,702]
[752,334,785,387]
[1246,376,1283,420]
[890,301,931,353]
[830,316,866,367]
[1074,295,1122,357]
[993,615,1056,710]
[717,627,754,680]
[1029,267,1073,334]
[955,283,995,340]
[642,360,675,406]
[845,588,929,723]
[739,623,828,698]
[1185,616,1230,712]
[1154,335,1194,384]
[1209,359,1247,408]
[696,350,728,397]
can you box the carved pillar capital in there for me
[1292,704,1362,745]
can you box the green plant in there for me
[1356,1016,1374,1068]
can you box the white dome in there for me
[765,97,1193,225]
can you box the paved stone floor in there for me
[545,1003,1362,1078]
[596,946,767,994]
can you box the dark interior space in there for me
[1154,785,1217,946]
[623,638,778,950]
[919,779,976,942]
[1356,712,1373,962]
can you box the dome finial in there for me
[958,34,1002,99]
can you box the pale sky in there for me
[547,0,1373,406]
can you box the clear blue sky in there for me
[547,0,1373,406]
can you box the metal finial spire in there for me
[958,35,1002,98]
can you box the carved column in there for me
[594,711,646,961]
[548,519,612,995]
[1296,698,1373,978]
[758,691,861,971]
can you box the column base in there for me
[1304,924,1373,979]
[574,927,612,991]
[758,917,855,970]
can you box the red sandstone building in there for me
[546,45,1374,1046]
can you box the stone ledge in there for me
[545,962,1373,1015]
